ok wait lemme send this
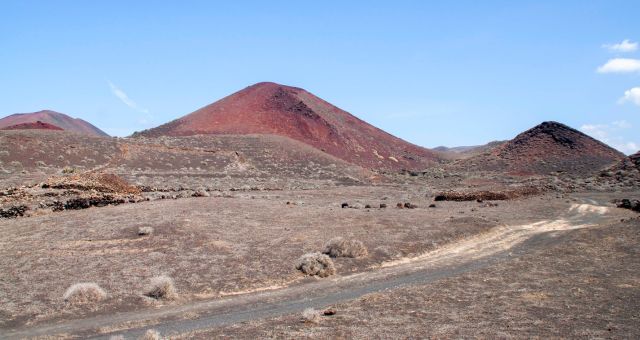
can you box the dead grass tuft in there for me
[140,329,161,340]
[138,226,154,236]
[63,282,107,305]
[323,237,368,258]
[301,307,321,324]
[295,252,336,277]
[144,276,176,300]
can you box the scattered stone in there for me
[404,202,417,209]
[0,205,28,218]
[396,203,404,209]
[51,201,64,211]
[323,307,337,316]
[64,196,126,210]
[428,204,436,208]
[616,199,640,213]
[341,202,349,208]
[379,203,387,209]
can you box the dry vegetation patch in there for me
[137,226,154,236]
[323,237,368,258]
[144,276,176,300]
[140,329,161,340]
[296,252,336,277]
[434,186,541,201]
[46,172,141,195]
[301,308,322,324]
[63,282,107,305]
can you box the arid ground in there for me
[0,124,639,339]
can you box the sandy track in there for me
[1,203,616,339]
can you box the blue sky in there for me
[1,1,638,154]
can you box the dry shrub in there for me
[62,166,75,174]
[145,276,176,300]
[47,172,141,195]
[63,282,106,305]
[140,329,161,340]
[138,226,154,236]
[301,308,321,324]
[296,252,336,277]
[434,186,541,201]
[323,237,368,258]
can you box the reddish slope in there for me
[448,121,625,175]
[1,121,64,131]
[0,110,108,137]
[135,82,441,170]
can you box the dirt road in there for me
[1,201,619,339]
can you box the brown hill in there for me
[434,140,506,160]
[448,121,624,175]
[0,110,108,137]
[1,121,64,131]
[0,129,368,189]
[134,82,441,170]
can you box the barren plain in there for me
[0,121,638,339]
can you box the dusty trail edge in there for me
[1,202,616,339]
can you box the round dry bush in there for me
[140,329,161,340]
[145,276,176,300]
[138,226,154,236]
[301,307,321,324]
[63,282,107,305]
[323,237,368,258]
[295,252,336,277]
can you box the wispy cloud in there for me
[580,120,637,154]
[602,39,638,53]
[618,87,640,106]
[108,81,149,114]
[612,120,632,129]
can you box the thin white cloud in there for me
[603,39,638,53]
[580,121,638,154]
[108,81,149,113]
[596,58,640,73]
[618,87,640,106]
[612,120,632,129]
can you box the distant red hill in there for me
[0,110,108,137]
[1,121,64,131]
[448,121,625,175]
[134,82,441,170]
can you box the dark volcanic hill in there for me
[448,121,625,175]
[134,82,441,170]
[0,110,108,137]
[596,150,640,186]
[1,121,64,131]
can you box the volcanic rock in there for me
[1,121,64,131]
